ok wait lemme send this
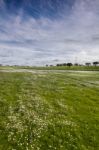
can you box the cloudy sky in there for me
[0,0,99,66]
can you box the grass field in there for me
[0,69,99,150]
[0,65,99,71]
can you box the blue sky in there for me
[0,0,99,66]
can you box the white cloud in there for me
[0,0,99,66]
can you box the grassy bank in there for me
[0,70,99,150]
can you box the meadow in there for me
[0,68,99,150]
[0,65,99,71]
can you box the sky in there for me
[0,0,99,66]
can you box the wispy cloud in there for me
[0,0,99,66]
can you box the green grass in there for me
[0,70,99,150]
[24,65,99,71]
[0,65,99,71]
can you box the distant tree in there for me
[56,64,59,66]
[67,63,73,67]
[46,64,48,67]
[93,61,99,66]
[74,63,79,66]
[57,64,63,66]
[85,63,91,66]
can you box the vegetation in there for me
[93,62,99,66]
[0,65,99,71]
[0,69,99,150]
[85,63,91,66]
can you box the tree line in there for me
[46,61,99,67]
